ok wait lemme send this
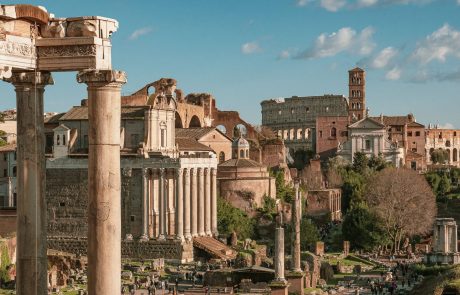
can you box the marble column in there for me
[77,70,126,295]
[198,168,205,236]
[10,71,53,295]
[191,168,198,236]
[176,168,184,240]
[292,180,301,272]
[141,168,149,240]
[159,168,166,240]
[205,168,212,236]
[275,225,286,282]
[152,169,159,238]
[211,168,218,236]
[184,169,192,239]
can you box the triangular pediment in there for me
[53,124,70,132]
[349,117,385,129]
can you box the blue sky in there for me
[1,0,460,127]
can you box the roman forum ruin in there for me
[0,4,124,295]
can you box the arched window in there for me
[446,140,451,147]
[245,150,249,158]
[219,152,225,163]
[57,135,60,145]
[331,127,337,138]
[453,148,458,162]
[240,149,244,158]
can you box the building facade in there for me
[0,144,16,208]
[45,78,221,262]
[425,126,460,167]
[337,117,404,167]
[260,68,365,157]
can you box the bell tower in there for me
[348,67,366,123]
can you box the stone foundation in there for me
[47,237,193,263]
[425,252,460,265]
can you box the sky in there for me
[1,0,460,128]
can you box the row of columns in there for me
[277,128,312,141]
[141,167,218,241]
[328,192,341,214]
[9,69,126,295]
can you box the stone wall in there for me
[0,209,16,237]
[47,236,193,262]
[315,116,349,160]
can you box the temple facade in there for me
[45,78,219,262]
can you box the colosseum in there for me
[261,68,366,158]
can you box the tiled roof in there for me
[407,121,425,128]
[175,128,216,139]
[0,143,16,152]
[59,106,148,121]
[370,116,411,126]
[175,138,213,152]
[44,112,65,124]
[218,158,263,168]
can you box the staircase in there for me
[193,236,236,261]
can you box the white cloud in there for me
[385,67,402,80]
[241,41,262,54]
[458,0,460,5]
[278,50,291,59]
[296,0,310,6]
[370,47,398,68]
[438,123,455,129]
[129,27,153,40]
[357,0,378,7]
[320,0,347,11]
[296,26,375,59]
[411,24,460,64]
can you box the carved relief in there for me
[37,44,96,57]
[0,40,34,57]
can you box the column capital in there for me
[159,168,165,177]
[142,168,151,178]
[204,168,209,176]
[184,168,190,177]
[211,168,217,177]
[198,168,204,177]
[77,69,127,85]
[122,168,132,177]
[176,168,183,178]
[6,71,54,87]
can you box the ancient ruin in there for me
[0,4,123,294]
[425,218,460,265]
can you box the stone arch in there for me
[290,129,295,140]
[283,130,288,139]
[296,129,302,140]
[454,148,458,162]
[189,115,201,128]
[175,112,184,128]
[216,125,227,135]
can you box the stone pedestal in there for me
[269,282,290,295]
[286,272,304,295]
[10,71,53,295]
[77,69,126,295]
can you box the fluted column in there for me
[9,71,53,295]
[198,168,205,236]
[176,169,184,240]
[141,168,149,240]
[151,169,159,238]
[77,70,126,295]
[211,168,218,236]
[184,169,192,239]
[168,169,175,236]
[158,168,166,240]
[205,168,212,236]
[191,168,198,236]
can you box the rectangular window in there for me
[407,131,412,137]
[3,169,6,177]
[130,215,135,222]
[415,131,421,137]
[365,140,371,150]
[161,129,166,147]
[319,131,323,138]
[396,127,402,132]
[412,148,417,152]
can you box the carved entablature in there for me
[0,5,118,72]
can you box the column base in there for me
[185,234,192,241]
[158,234,166,241]
[205,231,212,236]
[139,234,149,242]
[199,232,206,237]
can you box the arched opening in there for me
[454,148,458,162]
[245,150,249,158]
[189,115,201,128]
[233,124,247,138]
[216,125,227,134]
[57,135,60,145]
[175,112,183,128]
[63,135,66,146]
[240,149,244,158]
[331,127,337,138]
[219,151,225,163]
[147,85,155,96]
